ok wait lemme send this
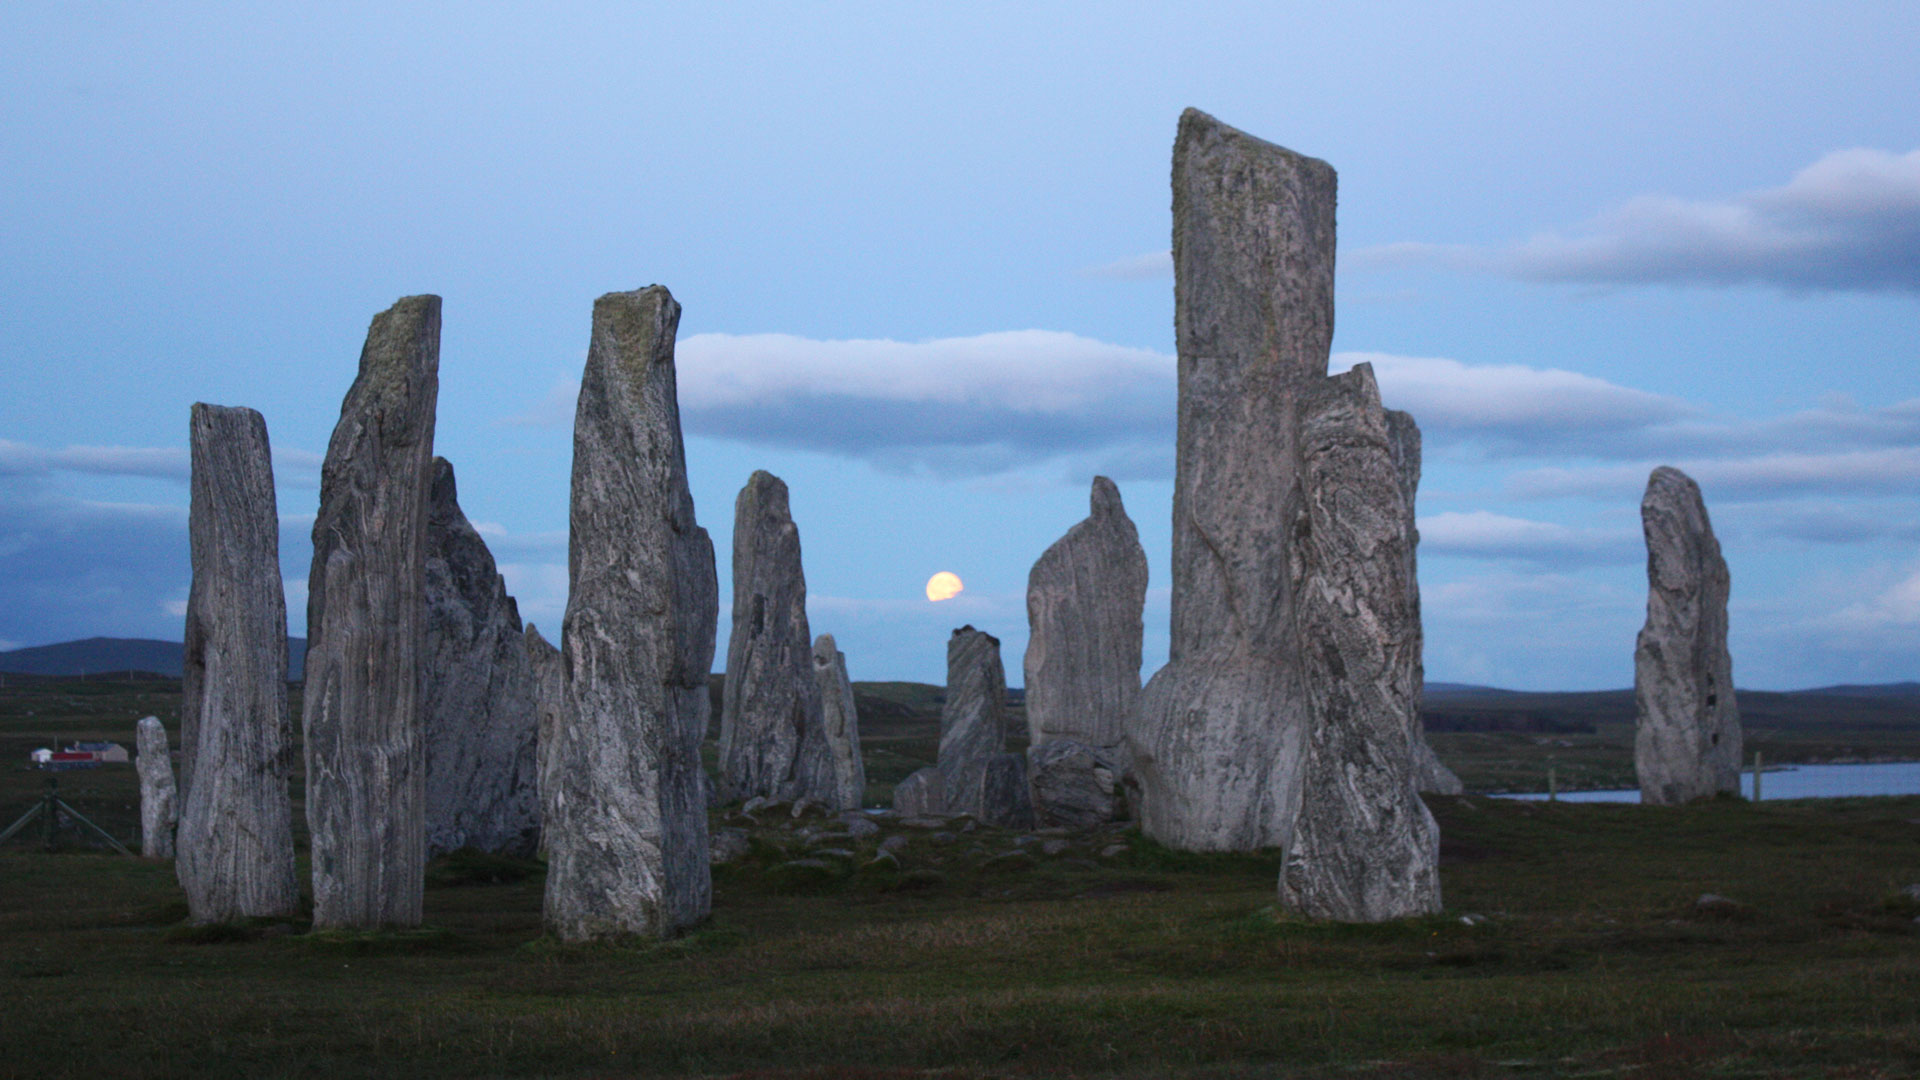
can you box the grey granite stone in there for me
[1278,365,1441,921]
[938,626,1008,820]
[1386,409,1463,797]
[980,752,1035,830]
[543,286,717,941]
[524,623,564,857]
[1024,476,1147,754]
[1027,738,1123,830]
[812,634,866,810]
[1635,467,1741,805]
[891,767,944,817]
[180,402,297,922]
[421,457,540,858]
[135,716,176,860]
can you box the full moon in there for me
[925,571,964,602]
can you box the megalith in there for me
[1635,467,1741,805]
[891,767,943,817]
[303,295,439,929]
[718,471,830,805]
[980,752,1035,830]
[1027,739,1122,830]
[135,716,177,860]
[811,634,866,810]
[938,626,1009,820]
[525,623,564,856]
[1125,109,1331,852]
[544,285,718,941]
[178,403,298,922]
[1278,365,1441,921]
[421,457,540,858]
[1386,410,1463,797]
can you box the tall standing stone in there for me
[938,626,1008,820]
[1386,410,1463,797]
[135,716,177,860]
[718,471,829,805]
[304,295,439,929]
[525,624,565,856]
[1278,366,1441,921]
[544,285,717,941]
[1125,109,1333,852]
[421,457,540,857]
[179,403,297,922]
[1635,467,1741,805]
[811,634,866,810]
[1024,476,1148,752]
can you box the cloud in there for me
[1822,566,1920,632]
[1419,511,1640,566]
[0,437,324,487]
[1353,148,1920,293]
[1332,352,1692,446]
[1078,251,1173,280]
[1509,447,1920,500]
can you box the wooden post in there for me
[1752,750,1762,802]
[1547,760,1557,803]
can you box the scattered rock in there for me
[1635,467,1742,805]
[892,768,944,817]
[181,402,298,923]
[1039,838,1071,857]
[135,716,176,860]
[865,851,900,871]
[1692,893,1753,921]
[938,627,1009,819]
[1458,913,1487,927]
[811,847,856,863]
[1099,843,1128,859]
[741,795,775,817]
[709,828,751,866]
[1028,739,1123,830]
[878,835,909,855]
[543,286,718,942]
[842,817,881,840]
[791,797,829,819]
[898,815,950,830]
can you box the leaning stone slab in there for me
[135,716,177,859]
[178,403,297,922]
[422,458,540,858]
[1027,738,1122,830]
[892,767,944,817]
[938,626,1009,820]
[1635,467,1741,805]
[1024,476,1147,753]
[1278,365,1441,922]
[544,285,717,942]
[811,634,866,810]
[1126,109,1332,852]
[718,471,827,805]
[304,295,439,929]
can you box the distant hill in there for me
[0,636,307,680]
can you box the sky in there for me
[1,2,1916,690]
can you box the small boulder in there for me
[709,828,752,866]
[891,767,944,817]
[1028,739,1123,829]
[842,817,881,840]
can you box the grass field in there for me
[4,676,1920,1078]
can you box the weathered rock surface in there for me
[525,624,564,856]
[179,403,297,922]
[1027,738,1122,830]
[544,285,717,941]
[1126,109,1332,852]
[938,626,1009,820]
[811,634,866,809]
[1278,365,1441,921]
[421,457,540,858]
[718,471,829,805]
[303,295,439,929]
[891,767,943,817]
[1386,409,1463,797]
[1635,467,1741,805]
[980,752,1035,830]
[1024,476,1148,754]
[135,716,177,859]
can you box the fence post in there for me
[1752,750,1762,802]
[1547,760,1557,803]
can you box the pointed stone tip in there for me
[1089,476,1124,517]
[430,456,457,507]
[1645,466,1702,505]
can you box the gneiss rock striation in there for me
[1278,366,1441,921]
[1024,476,1148,753]
[1027,739,1122,830]
[1635,467,1741,805]
[544,285,718,941]
[719,471,833,806]
[811,634,866,810]
[178,403,297,922]
[937,626,1010,820]
[525,624,564,856]
[304,296,440,929]
[136,716,177,860]
[422,457,540,858]
[1125,109,1330,853]
[1386,410,1463,797]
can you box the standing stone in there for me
[1635,467,1741,805]
[891,767,943,817]
[525,624,565,856]
[1125,109,1332,852]
[544,285,717,941]
[1386,410,1464,797]
[1027,739,1122,830]
[1025,476,1148,752]
[179,403,297,922]
[718,471,830,805]
[811,634,866,810]
[304,295,439,929]
[938,626,1008,820]
[980,752,1035,830]
[135,716,177,860]
[421,458,540,858]
[1278,365,1441,921]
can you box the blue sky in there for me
[2,3,1916,689]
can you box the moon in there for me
[925,571,964,602]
